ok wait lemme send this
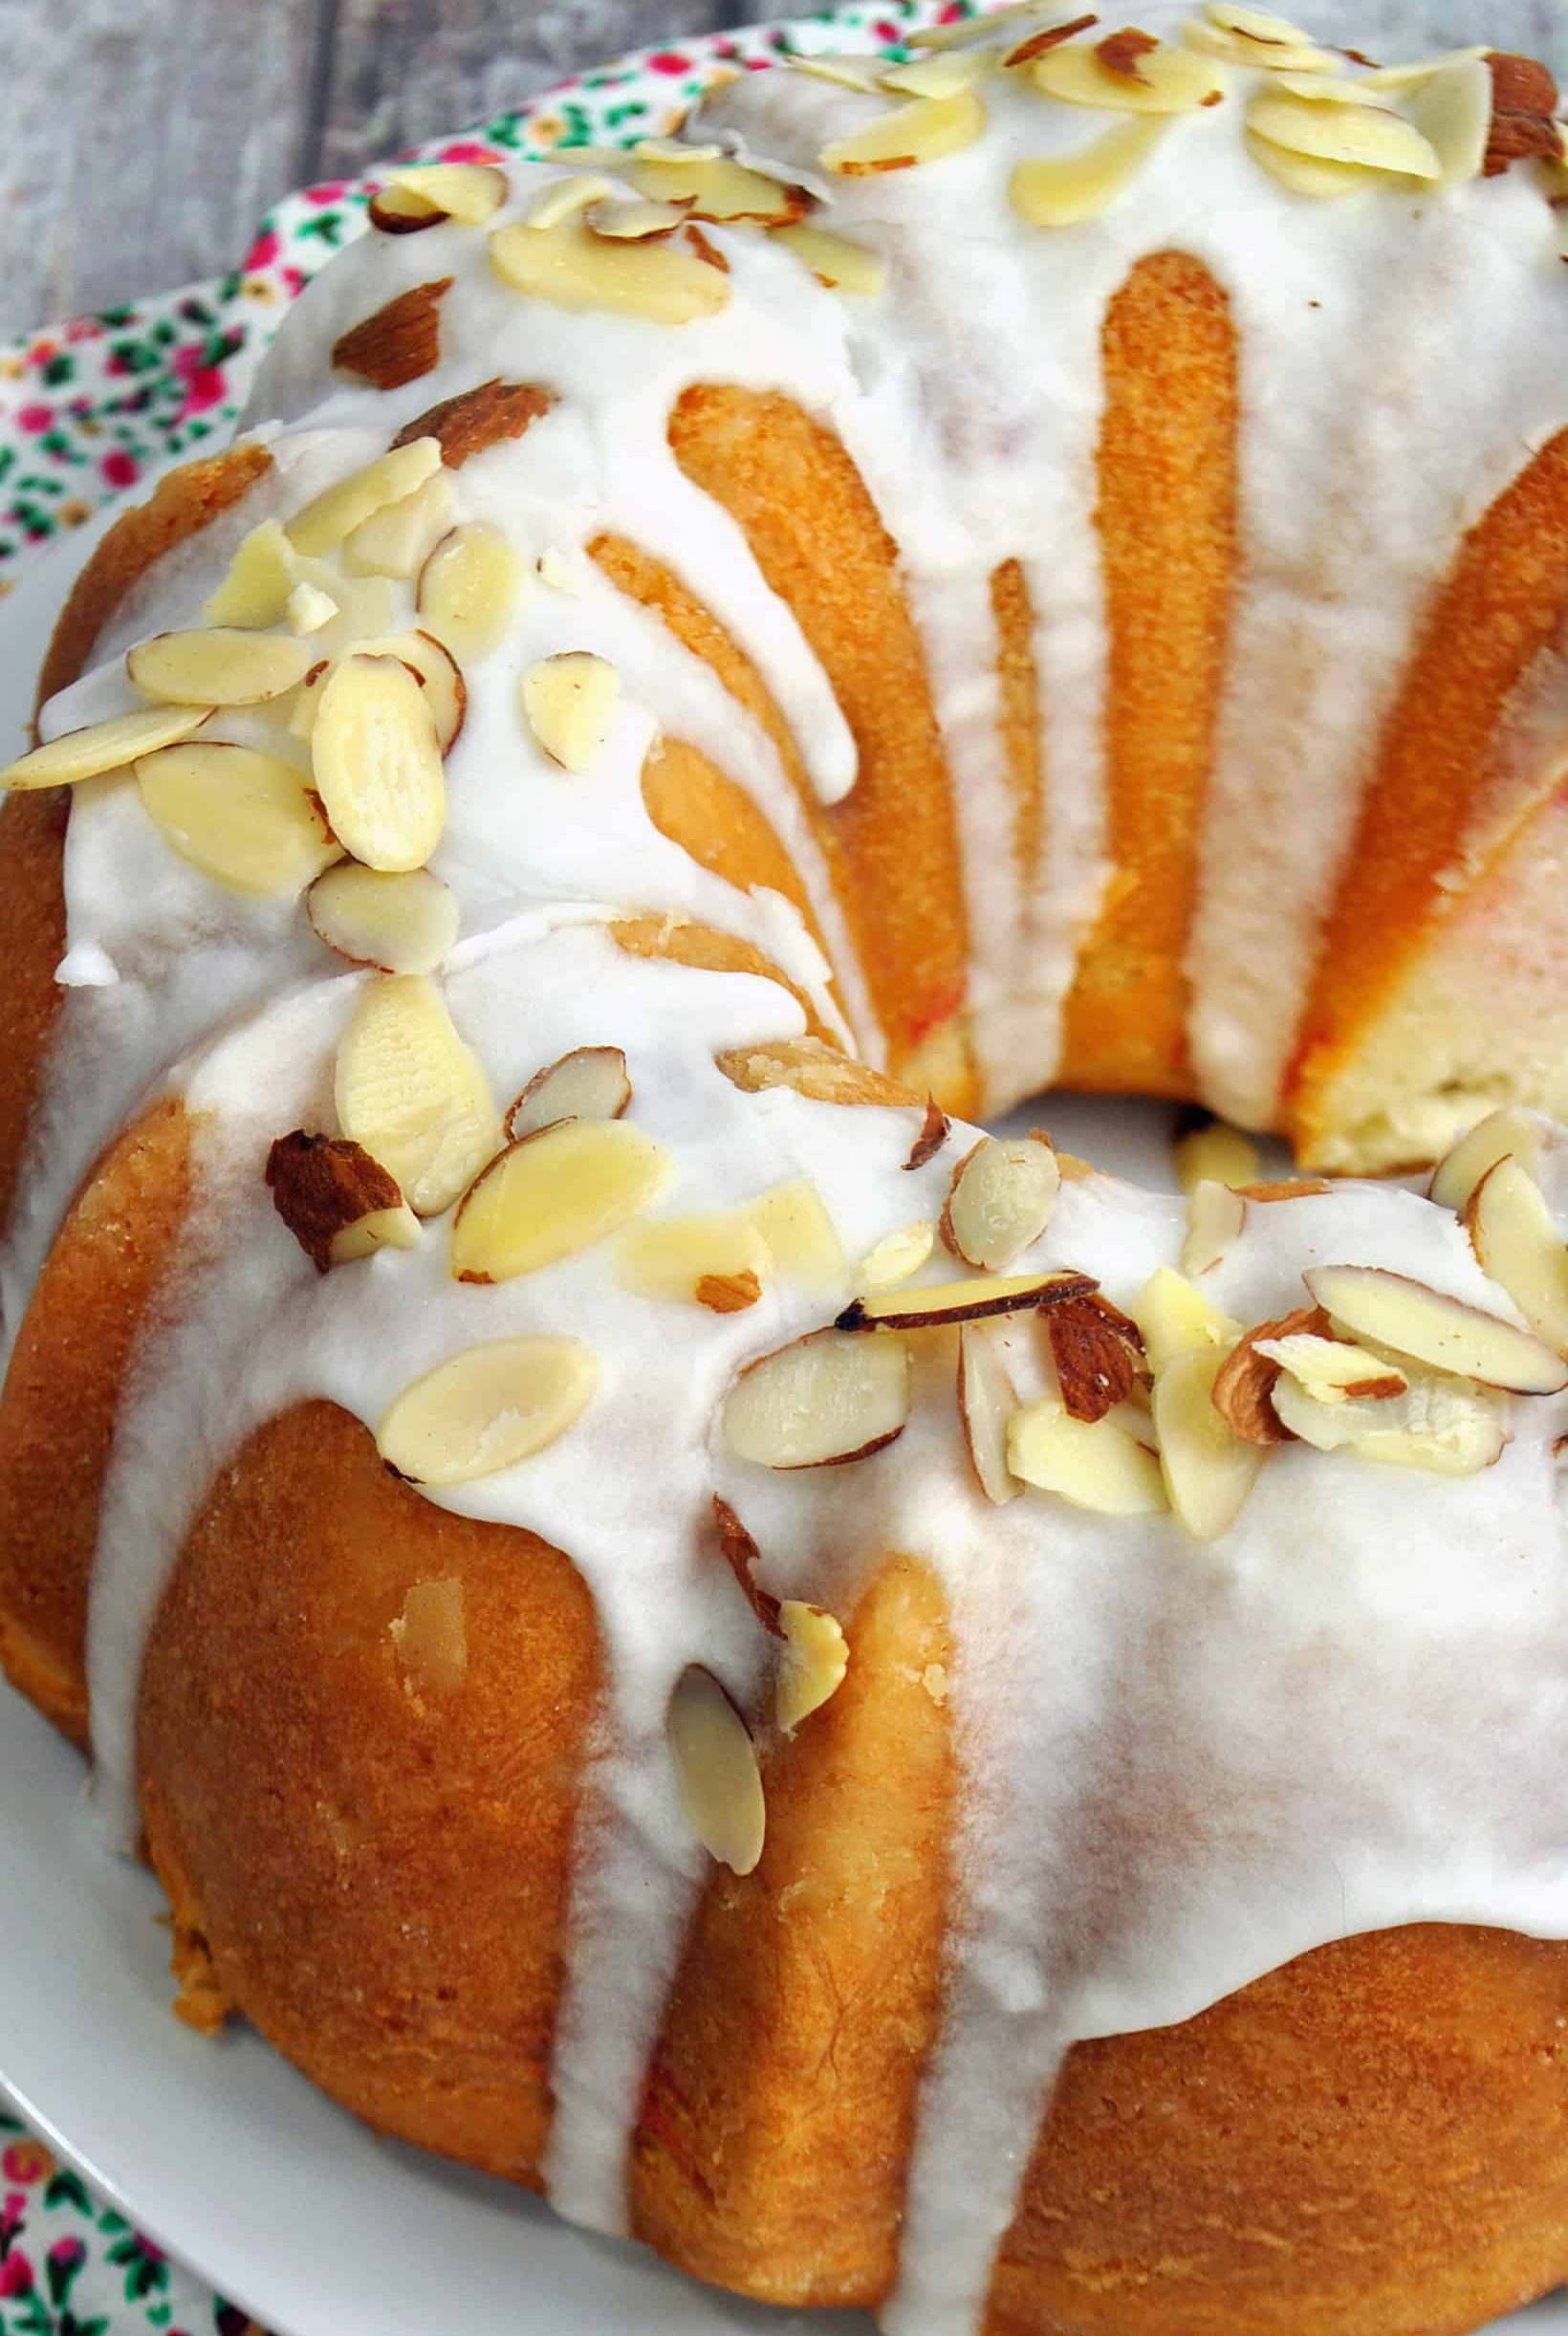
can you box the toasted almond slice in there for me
[524,172,618,228]
[1152,1346,1265,1539]
[1244,124,1381,190]
[1209,1307,1315,1445]
[369,183,446,232]
[1247,91,1441,176]
[1430,1107,1548,1213]
[335,973,502,1217]
[725,1326,910,1468]
[910,0,1088,52]
[1252,1328,1408,1405]
[388,161,508,223]
[307,862,459,975]
[905,1098,951,1171]
[881,49,991,96]
[311,653,446,873]
[617,1208,770,1301]
[342,469,456,579]
[1032,37,1226,111]
[451,1118,670,1282]
[787,52,889,90]
[136,741,338,895]
[585,195,687,240]
[1360,46,1489,89]
[0,703,209,793]
[1048,1292,1143,1422]
[352,628,467,753]
[125,626,316,706]
[1173,1116,1260,1195]
[1303,1263,1568,1394]
[857,1219,937,1293]
[1008,1395,1168,1514]
[770,223,888,296]
[1182,15,1339,70]
[521,650,619,772]
[1011,114,1167,224]
[776,1601,849,1732]
[508,1045,633,1138]
[941,1134,1060,1272]
[1465,1157,1568,1356]
[1130,1266,1239,1372]
[698,1270,762,1313]
[958,1321,1023,1504]
[378,1335,598,1484]
[285,439,443,557]
[1180,1179,1246,1277]
[626,150,812,224]
[822,86,988,174]
[838,1266,1095,1332]
[265,1130,421,1271]
[203,520,298,627]
[417,522,525,665]
[1271,1368,1508,1474]
[713,1494,781,1632]
[749,1177,845,1290]
[490,215,730,323]
[667,1666,765,1874]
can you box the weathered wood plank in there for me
[0,0,319,335]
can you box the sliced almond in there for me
[1173,1115,1260,1196]
[838,1266,1095,1332]
[1481,52,1561,178]
[667,1666,765,1875]
[1303,1263,1568,1394]
[1153,1346,1265,1539]
[125,626,316,706]
[1032,36,1226,111]
[342,469,456,579]
[392,380,555,468]
[286,581,338,635]
[881,49,991,96]
[1047,1292,1143,1423]
[618,1208,770,1302]
[770,223,887,297]
[1183,15,1340,70]
[1011,116,1168,225]
[1209,1306,1317,1446]
[626,148,812,224]
[522,172,617,229]
[369,184,446,233]
[1271,1367,1508,1475]
[1235,1178,1331,1202]
[1361,47,1489,90]
[958,1321,1023,1504]
[786,52,889,89]
[285,438,443,557]
[417,522,525,665]
[821,86,988,174]
[378,1336,598,1484]
[749,1178,845,1290]
[307,862,460,976]
[776,1602,849,1733]
[522,650,619,773]
[857,1219,937,1293]
[712,1495,782,1632]
[1008,1395,1168,1514]
[203,519,298,627]
[1430,1107,1548,1213]
[490,214,730,324]
[942,1133,1060,1272]
[335,973,502,1217]
[343,628,466,754]
[0,703,210,793]
[331,276,453,392]
[724,1327,911,1469]
[1252,1327,1408,1405]
[451,1117,670,1283]
[387,161,508,224]
[1130,1266,1239,1372]
[1244,125,1381,192]
[265,1130,421,1271]
[135,742,339,895]
[910,0,1091,52]
[1180,1179,1246,1277]
[1247,90,1442,177]
[585,195,687,240]
[699,1270,762,1313]
[1004,11,1101,65]
[1266,69,1404,103]
[508,1045,632,1138]
[311,653,446,873]
[1207,0,1313,39]
[904,1097,951,1171]
[1465,1157,1568,1356]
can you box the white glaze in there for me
[5,8,1568,2331]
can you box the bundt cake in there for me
[4,3,1568,2329]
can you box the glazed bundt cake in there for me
[5,3,1568,2329]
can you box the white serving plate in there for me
[3,477,1566,2336]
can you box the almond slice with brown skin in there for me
[1303,1263,1568,1394]
[1465,1156,1568,1356]
[1011,116,1168,225]
[307,863,460,976]
[342,470,456,579]
[508,1045,632,1138]
[1243,128,1379,193]
[667,1666,766,1874]
[911,0,1091,53]
[1248,90,1442,176]
[1180,1179,1246,1277]
[1153,1346,1265,1539]
[776,1602,849,1732]
[265,1131,421,1271]
[942,1132,1060,1271]
[331,277,453,392]
[1271,1368,1508,1475]
[618,1208,771,1302]
[822,84,987,173]
[418,523,526,664]
[626,148,813,224]
[378,1335,599,1485]
[749,1178,845,1289]
[1032,35,1225,110]
[135,742,340,896]
[1209,1306,1319,1446]
[857,1219,937,1293]
[958,1321,1023,1503]
[386,162,508,224]
[451,1118,670,1283]
[490,214,731,323]
[698,1271,762,1313]
[712,1495,782,1632]
[126,627,317,706]
[904,1098,950,1170]
[392,381,555,468]
[335,974,502,1217]
[285,439,444,557]
[1047,1292,1143,1422]
[522,651,620,772]
[838,1266,1095,1332]
[724,1327,911,1468]
[1430,1106,1549,1213]
[0,703,210,792]
[522,172,618,229]
[369,185,447,234]
[1252,1325,1408,1405]
[311,653,446,873]
[1008,1395,1168,1514]
[350,629,467,753]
